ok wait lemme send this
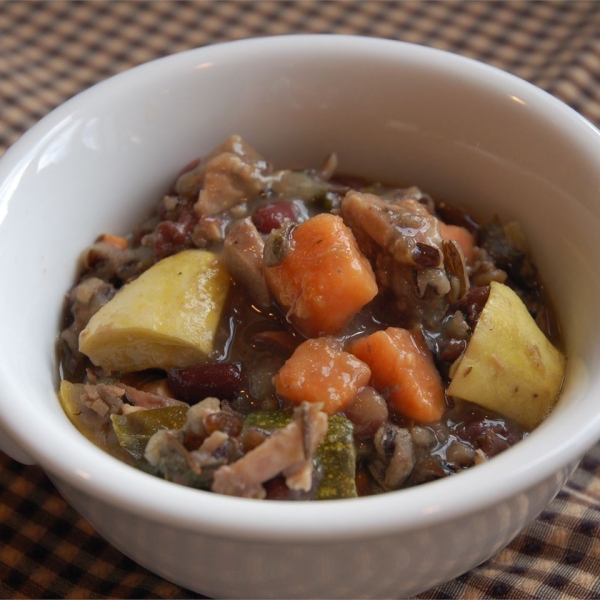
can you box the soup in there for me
[58,135,565,500]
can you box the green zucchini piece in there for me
[243,411,357,500]
[314,415,357,500]
[244,410,291,431]
[111,405,188,459]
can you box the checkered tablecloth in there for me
[2,1,600,598]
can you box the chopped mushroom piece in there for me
[211,402,328,499]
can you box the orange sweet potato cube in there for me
[265,213,378,337]
[273,337,371,415]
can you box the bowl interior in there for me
[1,35,600,538]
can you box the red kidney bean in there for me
[478,430,511,458]
[154,220,191,260]
[453,403,523,453]
[252,201,299,234]
[154,203,195,258]
[438,338,467,363]
[168,362,243,404]
[456,286,491,329]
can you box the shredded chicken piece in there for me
[144,430,205,486]
[469,247,507,287]
[196,153,265,216]
[81,383,125,417]
[341,192,444,268]
[61,278,116,368]
[145,423,232,489]
[121,405,145,415]
[182,397,221,440]
[192,215,228,246]
[223,218,272,308]
[116,383,187,409]
[175,135,271,217]
[341,191,453,325]
[474,448,488,465]
[198,430,229,454]
[80,242,154,284]
[282,457,313,492]
[211,402,328,499]
[442,311,470,340]
[139,378,175,399]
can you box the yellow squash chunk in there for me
[58,380,121,457]
[59,380,99,442]
[447,281,566,430]
[79,249,230,372]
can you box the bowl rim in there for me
[1,33,600,542]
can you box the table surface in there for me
[2,1,600,598]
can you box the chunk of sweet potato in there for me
[273,337,371,415]
[447,281,565,429]
[264,213,378,337]
[350,327,446,423]
[79,249,230,372]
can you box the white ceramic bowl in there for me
[1,35,600,599]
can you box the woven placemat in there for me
[2,2,600,598]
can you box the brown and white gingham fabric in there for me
[1,2,600,598]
